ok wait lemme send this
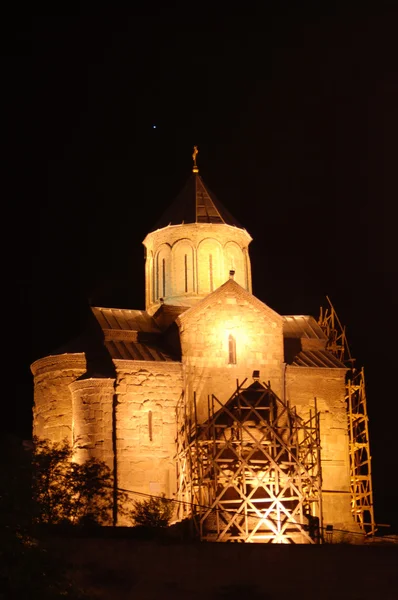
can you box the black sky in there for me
[7,5,398,530]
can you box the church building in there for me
[31,149,361,543]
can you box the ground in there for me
[43,533,398,599]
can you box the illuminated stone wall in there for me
[69,378,115,467]
[32,356,182,517]
[286,367,356,532]
[113,361,183,512]
[31,293,358,536]
[143,223,252,314]
[31,354,86,444]
[31,246,359,536]
[177,278,284,423]
[29,164,367,539]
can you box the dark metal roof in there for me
[283,315,345,367]
[150,173,243,231]
[103,339,175,362]
[282,315,326,340]
[91,307,161,333]
[91,307,177,362]
[291,350,346,369]
[152,304,189,331]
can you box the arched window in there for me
[172,240,194,296]
[198,238,222,294]
[209,254,213,292]
[162,259,166,297]
[152,257,156,302]
[148,410,153,442]
[225,242,246,288]
[228,334,237,364]
[155,245,170,300]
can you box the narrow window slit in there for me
[228,334,236,364]
[148,411,153,441]
[209,254,213,292]
[184,254,188,292]
[162,259,166,297]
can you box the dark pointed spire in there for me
[150,147,243,232]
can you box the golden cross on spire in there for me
[192,145,199,173]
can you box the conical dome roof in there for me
[150,172,243,232]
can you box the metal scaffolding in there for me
[318,297,375,535]
[176,378,322,543]
[347,368,376,535]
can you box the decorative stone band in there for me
[112,359,182,373]
[30,353,86,377]
[69,377,116,394]
[286,365,348,374]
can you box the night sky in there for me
[7,5,398,531]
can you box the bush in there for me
[130,494,174,529]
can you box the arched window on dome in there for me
[162,259,166,297]
[172,240,195,296]
[152,259,156,303]
[198,238,222,294]
[228,334,237,365]
[155,245,171,300]
[145,251,155,304]
[224,242,246,289]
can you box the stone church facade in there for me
[31,159,358,541]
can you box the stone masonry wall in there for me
[69,378,115,468]
[286,366,357,533]
[31,355,86,444]
[114,360,183,523]
[178,283,284,424]
[31,327,358,536]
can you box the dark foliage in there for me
[0,435,89,598]
[32,437,117,526]
[130,493,174,529]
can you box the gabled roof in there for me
[176,277,283,326]
[150,172,243,232]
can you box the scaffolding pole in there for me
[318,295,354,365]
[347,368,376,535]
[318,296,375,535]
